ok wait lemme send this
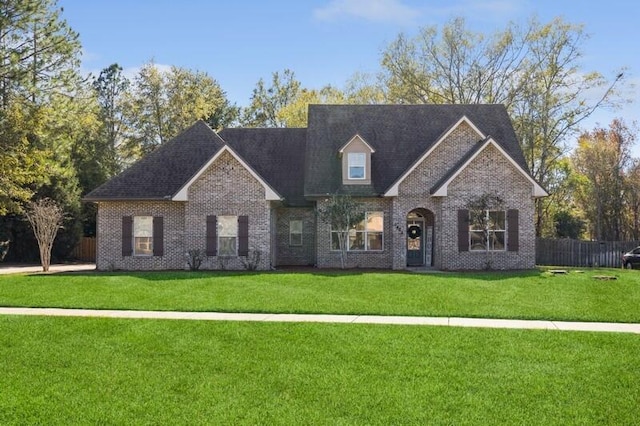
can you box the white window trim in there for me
[330,211,384,252]
[218,215,238,257]
[133,216,153,257]
[289,220,303,246]
[338,134,376,154]
[469,210,506,252]
[347,152,366,180]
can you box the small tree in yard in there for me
[317,194,365,269]
[25,198,65,272]
[467,192,505,270]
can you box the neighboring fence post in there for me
[71,237,96,262]
[536,238,640,267]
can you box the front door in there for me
[407,219,424,266]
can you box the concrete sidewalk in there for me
[0,264,95,275]
[0,307,638,334]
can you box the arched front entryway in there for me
[406,208,435,267]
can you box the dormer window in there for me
[348,153,366,179]
[339,134,375,185]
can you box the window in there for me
[469,210,505,251]
[347,153,365,179]
[290,220,303,246]
[331,211,384,251]
[133,216,153,256]
[218,216,237,256]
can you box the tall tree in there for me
[572,119,635,240]
[343,71,386,104]
[381,17,528,105]
[241,69,301,127]
[92,63,129,176]
[511,19,625,235]
[0,0,80,105]
[0,0,91,263]
[625,160,640,240]
[122,62,231,158]
[121,61,166,157]
[274,77,386,128]
[0,0,81,215]
[276,85,346,127]
[379,17,628,235]
[0,100,49,215]
[164,66,228,137]
[205,97,240,131]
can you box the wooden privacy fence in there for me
[71,237,96,262]
[536,238,640,268]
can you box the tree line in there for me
[0,1,637,262]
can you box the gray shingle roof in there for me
[304,104,527,197]
[218,128,308,206]
[85,104,530,204]
[84,120,225,201]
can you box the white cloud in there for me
[79,48,101,63]
[314,0,421,25]
[417,0,522,21]
[452,0,521,15]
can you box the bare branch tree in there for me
[467,192,505,270]
[25,198,64,272]
[380,17,630,236]
[317,194,365,269]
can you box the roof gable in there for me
[84,120,226,201]
[304,104,527,198]
[383,115,485,197]
[86,105,534,205]
[430,137,548,197]
[338,134,376,153]
[219,128,308,206]
[172,145,282,201]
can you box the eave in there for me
[430,137,548,198]
[383,115,486,197]
[172,145,283,202]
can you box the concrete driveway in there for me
[0,263,96,275]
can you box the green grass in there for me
[0,315,638,425]
[1,268,640,322]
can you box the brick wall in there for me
[96,150,274,272]
[95,121,535,272]
[96,201,185,270]
[393,123,478,269]
[315,197,393,269]
[185,150,271,270]
[274,207,316,266]
[440,144,536,270]
[393,122,536,270]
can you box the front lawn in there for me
[1,316,638,425]
[1,268,639,322]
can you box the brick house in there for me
[85,104,547,271]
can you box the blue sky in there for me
[59,0,639,150]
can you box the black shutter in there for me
[122,216,133,256]
[206,215,217,256]
[153,216,164,256]
[238,215,249,256]
[458,210,469,252]
[507,209,519,252]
